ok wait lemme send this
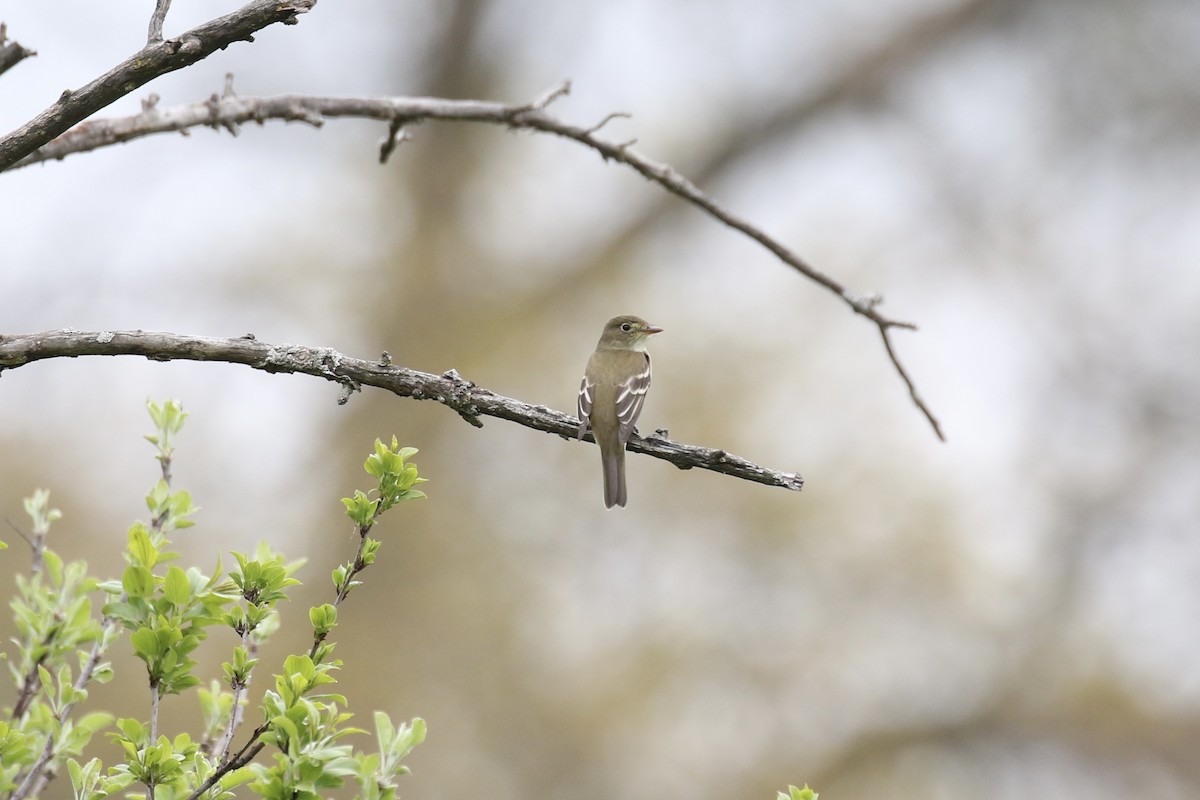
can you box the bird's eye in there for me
[621,323,633,332]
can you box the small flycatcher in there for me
[577,315,663,508]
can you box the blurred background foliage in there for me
[2,0,1200,797]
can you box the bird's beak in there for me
[644,325,664,335]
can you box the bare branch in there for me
[584,111,632,136]
[0,330,804,493]
[0,23,37,77]
[7,83,942,438]
[378,119,410,164]
[880,326,943,441]
[147,0,173,44]
[4,518,33,548]
[0,0,316,172]
[525,79,572,111]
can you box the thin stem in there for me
[9,520,53,721]
[144,682,161,800]
[213,631,255,764]
[9,654,48,721]
[149,682,160,742]
[310,512,377,662]
[158,450,173,485]
[184,727,268,800]
[29,530,45,578]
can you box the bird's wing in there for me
[614,352,652,445]
[577,373,594,439]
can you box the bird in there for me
[577,315,663,508]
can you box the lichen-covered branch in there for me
[0,330,805,492]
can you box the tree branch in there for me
[0,0,316,172]
[7,82,943,438]
[147,0,174,44]
[0,22,37,77]
[0,330,805,493]
[186,724,267,800]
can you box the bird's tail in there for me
[601,445,627,508]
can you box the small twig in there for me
[583,111,631,136]
[334,508,378,606]
[378,119,409,164]
[336,379,359,404]
[30,531,45,579]
[7,509,56,722]
[309,499,386,668]
[212,630,255,764]
[147,0,173,44]
[9,655,48,721]
[880,326,943,441]
[0,23,37,77]
[186,726,267,800]
[525,79,571,111]
[158,447,173,486]
[4,518,34,548]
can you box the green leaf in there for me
[163,565,191,606]
[116,717,148,745]
[219,765,257,790]
[283,654,316,682]
[131,627,162,659]
[78,711,115,734]
[341,491,375,526]
[374,711,395,746]
[43,548,65,585]
[127,523,158,568]
[97,578,124,595]
[309,604,337,634]
[122,565,156,598]
[67,757,85,789]
[104,600,146,627]
[273,715,301,750]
